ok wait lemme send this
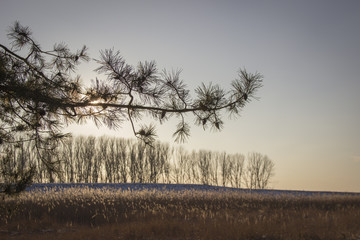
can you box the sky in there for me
[1,0,360,192]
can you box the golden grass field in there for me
[1,186,360,240]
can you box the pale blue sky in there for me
[1,0,359,192]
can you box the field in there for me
[1,184,360,240]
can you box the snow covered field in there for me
[26,183,360,196]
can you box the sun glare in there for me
[90,100,102,104]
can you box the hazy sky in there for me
[1,0,359,192]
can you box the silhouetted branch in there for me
[0,22,263,192]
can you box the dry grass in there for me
[1,187,360,240]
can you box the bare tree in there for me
[128,142,147,183]
[188,151,200,184]
[172,146,189,184]
[0,22,263,191]
[137,142,147,183]
[230,154,245,188]
[91,136,102,183]
[61,136,75,183]
[116,138,129,183]
[220,152,231,187]
[73,136,85,183]
[245,152,275,189]
[98,136,111,183]
[0,142,35,194]
[161,148,172,184]
[198,150,211,185]
[81,136,96,183]
[107,137,119,183]
[210,152,219,186]
[40,148,59,183]
[129,143,137,183]
[147,142,169,183]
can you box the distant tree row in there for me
[0,135,274,189]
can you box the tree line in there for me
[0,135,274,189]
